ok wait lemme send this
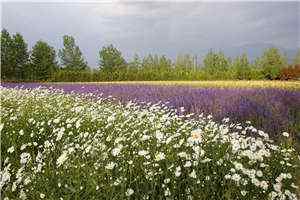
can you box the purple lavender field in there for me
[2,82,300,139]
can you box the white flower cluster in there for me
[0,87,299,200]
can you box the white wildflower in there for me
[128,160,133,165]
[189,170,197,179]
[200,158,211,163]
[0,123,3,132]
[53,118,60,124]
[7,146,14,153]
[111,145,123,157]
[24,177,31,185]
[260,181,269,190]
[105,162,116,170]
[175,166,181,177]
[44,140,51,148]
[225,174,231,179]
[56,151,68,167]
[20,152,31,165]
[282,132,289,137]
[155,152,165,161]
[0,166,11,188]
[164,188,171,196]
[273,183,282,192]
[231,174,241,182]
[141,135,150,141]
[20,144,27,151]
[188,129,202,143]
[56,127,65,141]
[234,162,243,170]
[19,130,24,136]
[252,178,260,187]
[126,188,134,196]
[19,189,27,200]
[269,191,278,199]
[113,179,121,186]
[184,161,192,168]
[138,150,149,156]
[155,131,164,142]
[75,120,81,129]
[241,190,247,196]
[256,170,263,177]
[178,152,188,159]
[164,178,170,184]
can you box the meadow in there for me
[2,81,300,139]
[2,2,300,199]
[1,81,300,199]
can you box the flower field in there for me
[2,82,300,139]
[1,85,300,199]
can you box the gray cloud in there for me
[2,1,299,67]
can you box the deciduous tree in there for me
[231,54,251,80]
[203,51,230,77]
[256,48,287,80]
[98,44,126,72]
[293,49,300,65]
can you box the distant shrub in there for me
[50,69,95,82]
[279,64,300,80]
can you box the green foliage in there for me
[29,41,58,81]
[158,55,172,70]
[1,29,14,80]
[1,29,297,82]
[58,35,88,70]
[50,69,95,82]
[13,33,29,80]
[175,54,197,70]
[203,51,231,79]
[98,44,126,71]
[256,48,287,80]
[1,30,29,80]
[293,49,300,65]
[128,53,142,69]
[230,54,252,80]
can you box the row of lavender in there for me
[2,82,300,139]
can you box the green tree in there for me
[1,30,29,80]
[29,40,58,80]
[203,51,230,78]
[128,53,142,69]
[59,35,88,70]
[293,49,300,65]
[98,44,126,71]
[1,29,14,79]
[231,54,251,80]
[142,54,155,69]
[158,55,172,70]
[11,33,29,80]
[256,48,287,80]
[175,54,194,69]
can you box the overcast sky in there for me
[1,1,300,67]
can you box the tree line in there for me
[1,29,300,82]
